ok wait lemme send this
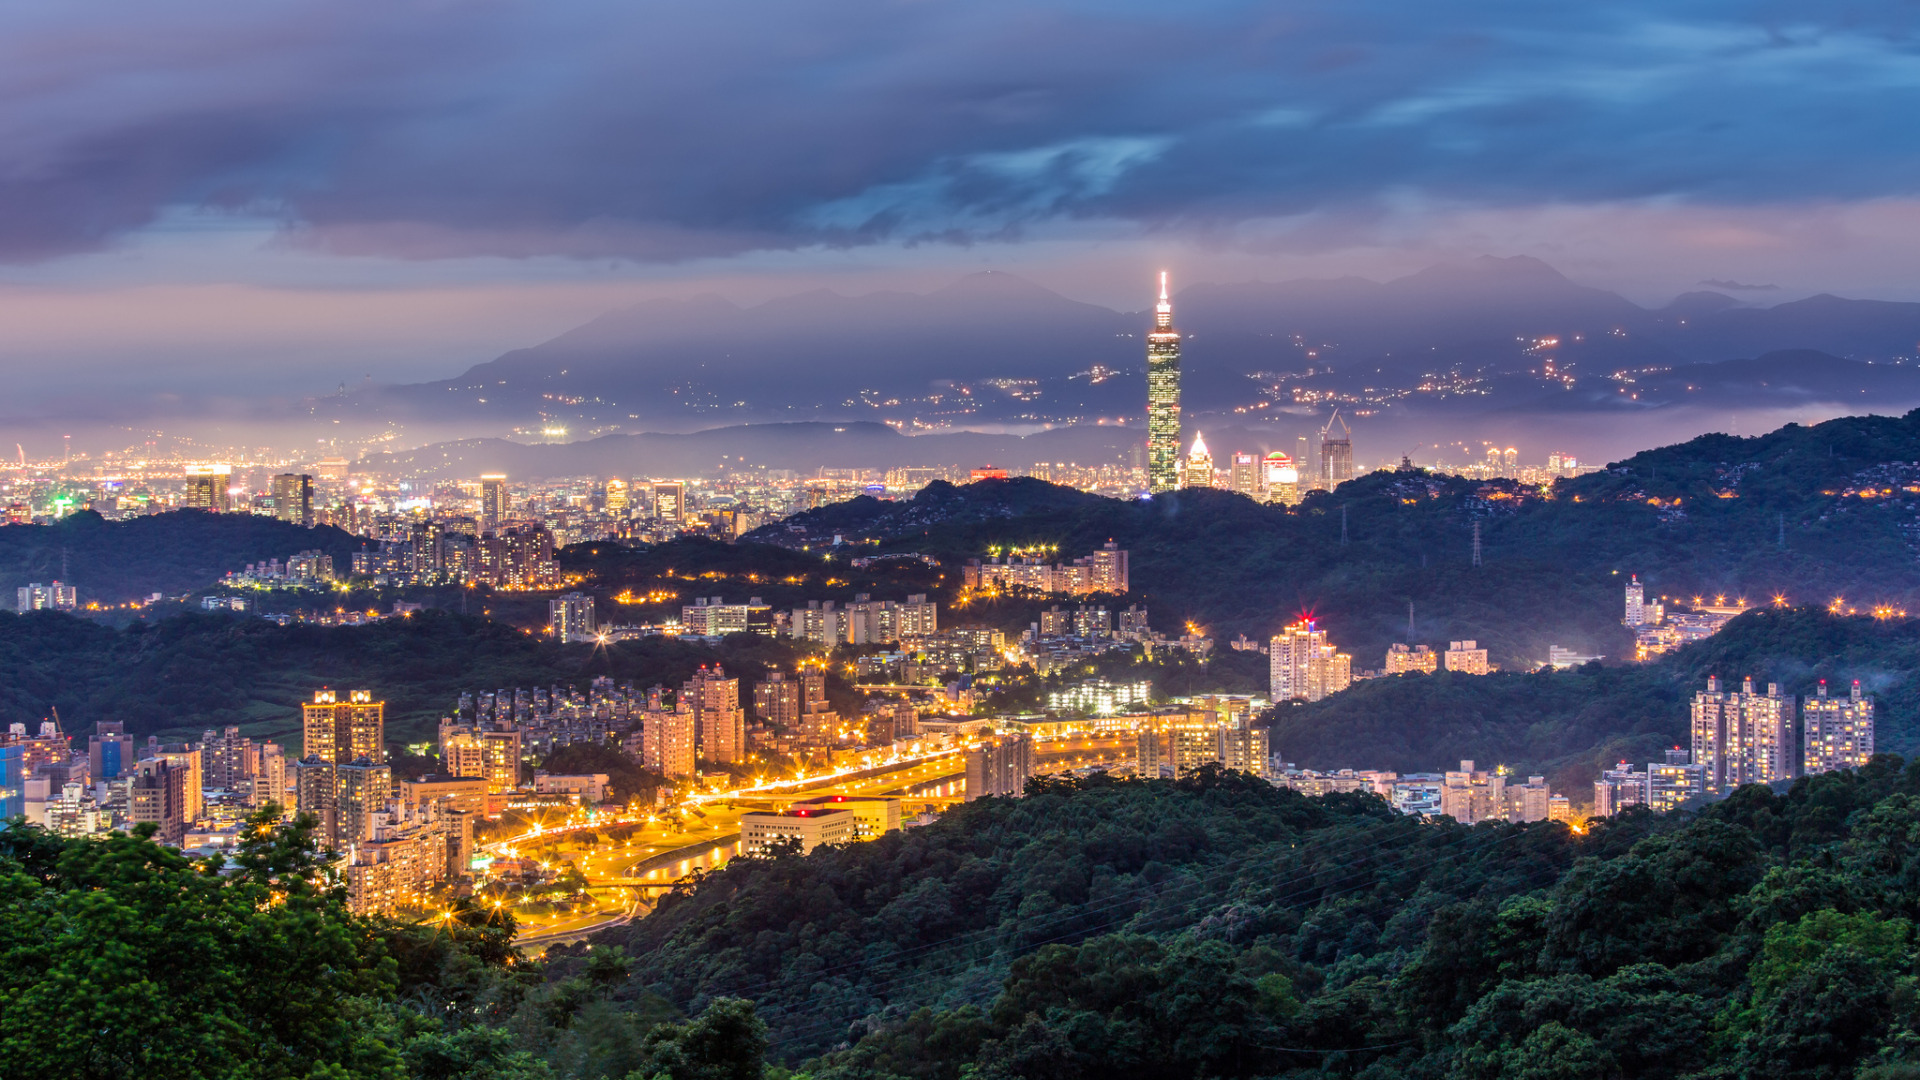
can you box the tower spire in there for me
[1154,270,1172,329]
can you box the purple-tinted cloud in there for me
[5,1,1920,262]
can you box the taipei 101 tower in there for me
[1145,271,1183,493]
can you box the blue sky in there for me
[5,0,1920,409]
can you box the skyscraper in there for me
[271,473,313,527]
[480,475,508,532]
[1229,451,1259,497]
[965,733,1034,799]
[1624,575,1646,626]
[1145,271,1182,493]
[1182,432,1213,489]
[1320,411,1353,490]
[1263,452,1299,505]
[684,665,746,764]
[183,464,232,512]
[1804,679,1874,776]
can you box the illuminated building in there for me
[1384,643,1438,675]
[1146,271,1183,493]
[1593,763,1649,817]
[965,733,1034,799]
[345,802,466,916]
[480,475,508,532]
[1804,679,1874,776]
[1230,451,1259,497]
[271,473,313,527]
[1624,575,1646,627]
[199,726,253,793]
[789,795,901,838]
[335,760,391,846]
[1507,775,1553,822]
[604,478,630,514]
[1269,620,1351,702]
[0,744,19,819]
[684,596,774,637]
[304,690,386,765]
[249,742,287,808]
[1319,412,1353,490]
[638,688,697,778]
[16,581,76,611]
[439,719,522,793]
[685,665,747,764]
[1182,432,1214,489]
[1547,645,1604,669]
[1046,679,1152,716]
[1088,542,1129,594]
[1648,749,1706,810]
[549,592,596,641]
[1444,640,1491,675]
[653,481,685,524]
[741,805,857,855]
[141,741,203,821]
[1440,761,1505,824]
[476,526,558,587]
[754,672,801,727]
[1263,452,1300,506]
[183,464,232,512]
[1692,676,1796,796]
[130,759,187,845]
[89,721,133,781]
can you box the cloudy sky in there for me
[7,0,1920,417]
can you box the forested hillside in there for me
[755,410,1920,672]
[0,509,358,605]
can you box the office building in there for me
[89,721,134,781]
[653,481,685,524]
[1804,679,1874,776]
[1182,432,1214,488]
[271,473,313,527]
[1264,452,1300,506]
[741,805,858,855]
[480,475,508,532]
[1145,271,1183,493]
[550,592,596,642]
[1320,412,1353,490]
[17,581,77,612]
[965,733,1034,800]
[684,665,747,764]
[1444,640,1492,675]
[304,689,386,765]
[1385,643,1438,675]
[1229,451,1259,497]
[1270,619,1352,702]
[1692,676,1796,796]
[183,464,232,512]
[789,795,901,839]
[604,478,630,514]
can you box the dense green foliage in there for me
[0,509,359,604]
[0,608,801,749]
[579,763,1920,1079]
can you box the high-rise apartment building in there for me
[250,742,287,808]
[965,733,1034,800]
[1145,272,1183,493]
[480,475,508,532]
[183,464,232,512]
[684,665,746,764]
[1804,679,1874,776]
[294,758,338,842]
[1385,643,1438,675]
[476,526,559,587]
[439,717,521,793]
[637,688,697,778]
[271,473,313,527]
[1440,760,1504,824]
[1088,542,1129,594]
[1444,640,1492,675]
[1624,575,1646,627]
[17,582,77,611]
[89,721,133,781]
[1593,763,1650,817]
[1320,412,1354,490]
[303,689,386,765]
[130,760,187,845]
[335,760,392,847]
[754,672,801,728]
[549,592,596,641]
[1692,676,1796,796]
[200,726,253,792]
[141,741,203,821]
[1269,620,1353,702]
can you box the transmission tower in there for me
[1340,504,1349,545]
[1471,521,1482,567]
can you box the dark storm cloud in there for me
[4,0,1920,261]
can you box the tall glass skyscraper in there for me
[1146,271,1182,493]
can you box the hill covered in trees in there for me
[21,762,1920,1078]
[0,509,359,606]
[759,409,1920,673]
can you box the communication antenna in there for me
[1472,520,1483,567]
[1777,513,1786,550]
[1408,600,1415,639]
